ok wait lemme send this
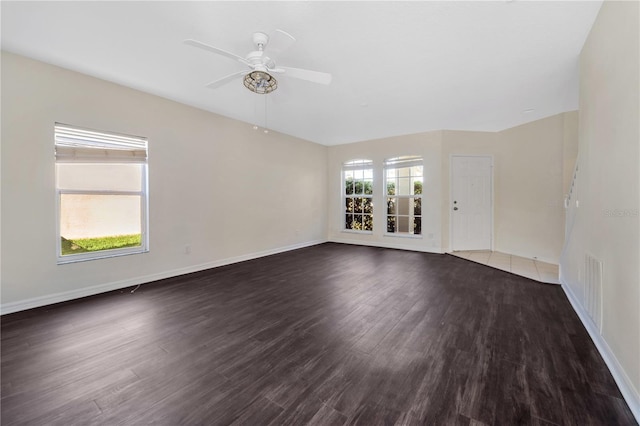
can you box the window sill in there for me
[383,233,423,239]
[341,230,373,235]
[57,247,148,265]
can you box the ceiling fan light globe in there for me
[243,71,277,94]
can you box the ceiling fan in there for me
[184,30,332,94]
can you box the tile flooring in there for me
[450,250,560,284]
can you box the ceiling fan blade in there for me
[184,39,250,66]
[280,66,332,85]
[205,71,247,89]
[265,29,296,56]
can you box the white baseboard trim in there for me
[329,236,443,254]
[561,279,640,423]
[0,239,327,315]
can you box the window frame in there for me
[383,156,423,238]
[55,124,149,264]
[342,159,374,233]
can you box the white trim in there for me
[57,246,149,265]
[383,233,423,239]
[561,279,640,423]
[341,229,373,235]
[58,189,144,196]
[1,239,326,315]
[329,236,442,254]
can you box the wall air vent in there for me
[584,254,603,333]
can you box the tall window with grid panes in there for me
[384,156,423,235]
[343,159,373,232]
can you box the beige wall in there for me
[1,51,581,312]
[1,51,328,309]
[327,131,444,252]
[561,0,639,410]
[328,112,577,264]
[494,113,569,262]
[442,113,577,263]
[562,111,579,194]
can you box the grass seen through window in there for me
[61,234,142,255]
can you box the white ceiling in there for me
[1,1,602,146]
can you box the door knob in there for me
[453,207,458,211]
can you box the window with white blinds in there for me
[55,123,149,263]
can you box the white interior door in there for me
[451,156,492,251]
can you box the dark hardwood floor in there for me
[1,243,636,425]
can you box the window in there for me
[343,159,373,232]
[384,156,422,236]
[55,123,149,263]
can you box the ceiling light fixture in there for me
[244,70,277,94]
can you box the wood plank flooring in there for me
[1,243,636,425]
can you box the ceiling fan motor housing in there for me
[245,51,274,69]
[252,32,269,49]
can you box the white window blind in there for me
[384,156,422,169]
[343,159,374,170]
[55,123,147,163]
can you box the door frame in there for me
[449,154,494,252]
